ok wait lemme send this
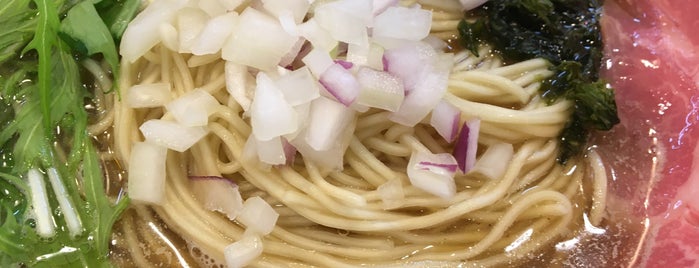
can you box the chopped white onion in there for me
[139,119,209,152]
[285,102,311,140]
[47,168,82,238]
[347,41,384,70]
[159,23,179,51]
[372,0,399,16]
[237,196,280,235]
[241,133,261,164]
[423,35,449,51]
[347,41,369,66]
[302,47,334,78]
[386,42,453,126]
[127,83,172,108]
[166,89,219,127]
[198,0,227,17]
[255,136,287,165]
[277,10,300,36]
[218,0,243,11]
[276,66,321,106]
[350,101,370,113]
[128,142,168,205]
[290,114,355,171]
[356,67,404,112]
[382,41,435,93]
[167,92,218,126]
[279,37,305,67]
[224,232,263,268]
[377,178,404,209]
[177,7,209,53]
[250,72,299,141]
[407,151,458,199]
[261,0,310,23]
[430,100,461,142]
[470,142,514,180]
[222,7,297,71]
[224,61,255,111]
[305,96,356,151]
[27,169,55,238]
[460,0,489,11]
[372,6,432,41]
[298,18,338,52]
[313,0,371,45]
[190,176,243,220]
[453,119,480,173]
[120,0,187,62]
[191,12,239,55]
[319,63,360,106]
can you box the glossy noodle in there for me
[95,1,610,267]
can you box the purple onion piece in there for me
[418,161,459,173]
[452,122,470,173]
[334,59,354,69]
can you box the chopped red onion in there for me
[281,138,297,165]
[319,63,361,106]
[417,161,458,173]
[407,151,458,199]
[452,119,481,173]
[334,59,354,69]
[430,100,461,142]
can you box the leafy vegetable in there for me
[22,0,61,137]
[60,1,121,91]
[97,0,142,40]
[458,0,619,162]
[0,0,135,266]
[0,0,36,65]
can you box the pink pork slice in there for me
[600,0,699,266]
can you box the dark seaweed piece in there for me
[458,0,618,163]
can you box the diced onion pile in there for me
[120,0,499,266]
